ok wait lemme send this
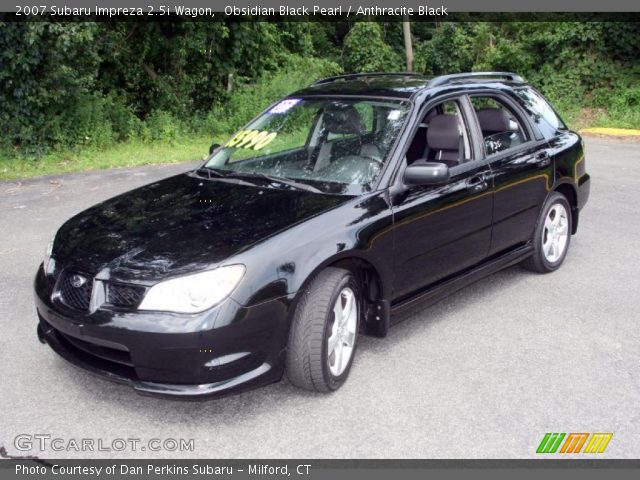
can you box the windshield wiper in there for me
[195,166,227,179]
[226,172,323,194]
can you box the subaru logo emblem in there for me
[70,274,87,288]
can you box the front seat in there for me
[313,104,380,171]
[418,114,463,168]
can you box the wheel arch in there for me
[553,180,579,234]
[291,253,391,338]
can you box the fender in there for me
[237,189,394,302]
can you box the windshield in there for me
[204,97,411,194]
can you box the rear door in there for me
[468,93,553,256]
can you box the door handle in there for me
[467,174,488,193]
[532,151,551,167]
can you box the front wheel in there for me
[522,192,572,273]
[286,267,360,392]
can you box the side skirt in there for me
[390,244,533,321]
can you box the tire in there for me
[286,267,360,392]
[522,191,572,273]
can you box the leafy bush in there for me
[342,23,402,73]
[598,86,640,128]
[0,23,102,155]
[414,22,640,130]
[144,110,186,143]
[417,23,474,75]
[193,55,341,136]
[1,19,638,167]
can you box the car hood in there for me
[53,172,349,282]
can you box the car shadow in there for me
[358,264,529,354]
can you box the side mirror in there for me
[209,143,221,155]
[403,162,450,186]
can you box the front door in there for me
[391,97,493,301]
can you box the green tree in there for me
[342,23,402,73]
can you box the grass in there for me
[0,135,223,182]
[560,106,640,132]
[0,127,315,181]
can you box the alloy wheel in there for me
[327,287,358,376]
[542,203,569,263]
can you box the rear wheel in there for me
[522,192,572,273]
[286,267,360,392]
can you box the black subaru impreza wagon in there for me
[35,72,590,398]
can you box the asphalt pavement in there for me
[1,137,639,459]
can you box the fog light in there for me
[204,352,249,368]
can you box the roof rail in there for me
[312,72,427,86]
[427,72,525,87]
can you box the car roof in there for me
[292,72,527,100]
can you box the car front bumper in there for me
[34,266,292,399]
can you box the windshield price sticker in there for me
[387,110,403,121]
[269,99,301,114]
[225,130,277,150]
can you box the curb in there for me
[580,127,640,138]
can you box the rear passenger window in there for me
[514,87,567,139]
[470,97,527,156]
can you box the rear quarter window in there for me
[514,87,567,140]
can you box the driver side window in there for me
[470,96,527,156]
[405,99,472,167]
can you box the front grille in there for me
[107,283,145,308]
[59,271,93,311]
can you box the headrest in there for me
[322,104,365,135]
[476,108,510,135]
[426,114,461,151]
[422,108,438,125]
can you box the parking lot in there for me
[1,137,639,459]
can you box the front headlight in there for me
[138,265,245,314]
